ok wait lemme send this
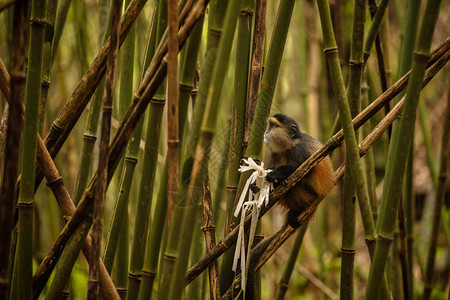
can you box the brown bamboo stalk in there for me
[0,1,27,297]
[244,0,267,145]
[201,170,220,300]
[88,0,122,298]
[167,0,179,229]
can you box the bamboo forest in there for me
[0,0,449,299]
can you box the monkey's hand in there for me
[266,165,296,188]
[249,183,260,194]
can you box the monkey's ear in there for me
[289,123,298,138]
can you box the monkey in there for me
[263,113,335,228]
[245,114,335,299]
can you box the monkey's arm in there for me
[266,165,296,188]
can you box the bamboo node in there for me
[16,201,35,209]
[179,83,192,91]
[51,122,64,134]
[241,8,253,16]
[134,92,142,100]
[102,105,113,112]
[226,185,238,191]
[141,270,157,279]
[128,272,142,280]
[413,52,431,63]
[349,60,364,68]
[29,17,46,26]
[167,139,180,146]
[46,176,63,189]
[124,156,138,164]
[163,254,177,262]
[209,28,221,37]
[83,133,97,142]
[201,225,216,232]
[323,47,338,55]
[340,247,356,254]
[150,97,166,105]
[41,77,50,87]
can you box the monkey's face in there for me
[264,116,297,153]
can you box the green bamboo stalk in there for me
[362,0,389,62]
[340,0,367,295]
[422,85,450,300]
[136,5,204,300]
[14,0,46,298]
[186,202,205,300]
[51,0,71,65]
[340,165,356,300]
[72,0,111,206]
[102,0,137,275]
[38,0,58,133]
[88,0,123,298]
[220,0,253,292]
[155,1,226,298]
[361,74,378,221]
[73,0,90,73]
[126,4,160,300]
[274,224,307,300]
[0,1,27,298]
[114,212,129,299]
[396,0,421,294]
[365,0,443,296]
[165,1,241,299]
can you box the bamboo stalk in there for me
[396,0,422,294]
[126,4,161,300]
[72,0,112,206]
[201,170,220,299]
[184,49,450,285]
[165,1,241,298]
[38,0,58,133]
[220,0,254,292]
[364,0,443,297]
[0,1,27,297]
[102,0,137,277]
[274,224,308,300]
[51,0,71,65]
[15,0,46,298]
[136,8,204,300]
[87,0,122,298]
[363,0,390,62]
[167,0,179,232]
[422,81,450,300]
[340,0,367,295]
